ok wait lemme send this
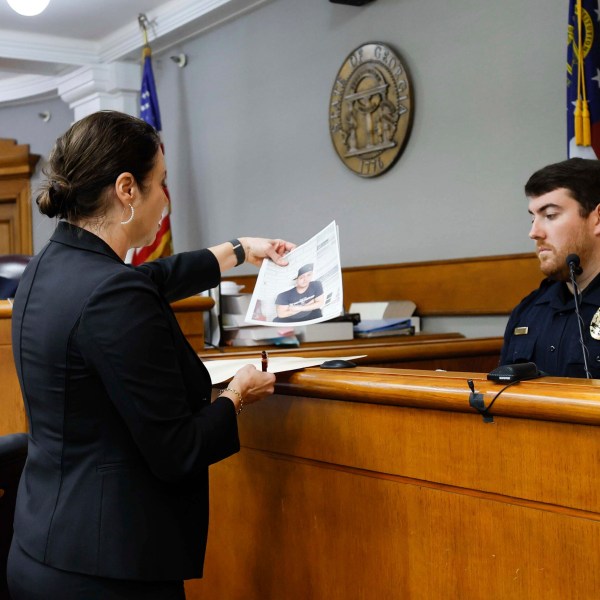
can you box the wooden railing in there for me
[200,333,503,373]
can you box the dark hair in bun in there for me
[37,110,161,221]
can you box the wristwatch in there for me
[229,238,245,266]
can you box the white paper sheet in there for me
[204,355,366,384]
[244,221,344,326]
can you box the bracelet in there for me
[229,239,245,267]
[219,387,244,415]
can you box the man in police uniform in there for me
[500,158,600,377]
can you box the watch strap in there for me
[229,238,245,266]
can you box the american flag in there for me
[132,45,174,264]
[567,0,600,158]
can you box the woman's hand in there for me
[220,365,276,413]
[209,237,296,273]
[239,237,296,268]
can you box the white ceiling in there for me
[0,0,270,105]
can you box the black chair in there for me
[0,256,31,281]
[0,255,31,300]
[0,434,27,600]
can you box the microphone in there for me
[566,253,583,276]
[565,254,591,378]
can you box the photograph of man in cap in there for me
[273,263,325,323]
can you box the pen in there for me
[261,350,268,372]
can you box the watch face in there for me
[329,42,413,178]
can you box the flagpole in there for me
[132,13,174,265]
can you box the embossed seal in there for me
[329,42,413,177]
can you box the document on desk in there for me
[204,355,366,385]
[244,221,344,326]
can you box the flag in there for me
[131,45,174,265]
[567,0,600,158]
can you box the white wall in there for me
[154,0,564,270]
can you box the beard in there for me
[537,237,591,281]
[538,249,570,281]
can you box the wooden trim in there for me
[275,366,600,425]
[0,138,40,254]
[200,334,503,373]
[170,295,214,312]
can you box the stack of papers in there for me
[353,318,415,338]
[350,301,419,338]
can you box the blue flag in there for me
[133,47,173,265]
[567,0,600,158]
[140,49,162,132]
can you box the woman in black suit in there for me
[8,110,294,599]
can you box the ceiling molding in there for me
[98,0,273,62]
[0,0,273,107]
[0,30,99,66]
[0,74,61,105]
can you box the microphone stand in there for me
[567,258,591,379]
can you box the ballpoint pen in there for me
[261,350,268,372]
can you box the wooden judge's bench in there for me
[3,254,599,598]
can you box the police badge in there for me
[590,307,600,340]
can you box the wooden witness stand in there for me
[187,368,600,600]
[4,253,597,598]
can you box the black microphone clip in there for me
[566,253,583,276]
[565,253,591,378]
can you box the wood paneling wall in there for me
[225,253,543,316]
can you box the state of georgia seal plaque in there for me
[329,43,413,178]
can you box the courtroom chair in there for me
[0,278,18,301]
[0,434,27,600]
[0,255,31,300]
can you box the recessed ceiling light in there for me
[7,0,51,17]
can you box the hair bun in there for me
[38,179,72,218]
[48,180,61,200]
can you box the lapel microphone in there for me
[566,253,583,276]
[566,253,591,378]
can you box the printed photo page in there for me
[245,221,344,326]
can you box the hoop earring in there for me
[120,203,134,225]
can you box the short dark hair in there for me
[524,158,600,216]
[37,110,161,221]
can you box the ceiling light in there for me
[7,0,51,16]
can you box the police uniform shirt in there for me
[500,272,600,378]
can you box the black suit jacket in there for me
[11,222,240,581]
